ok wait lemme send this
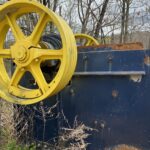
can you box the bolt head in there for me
[22,95,25,98]
[8,90,13,94]
[35,59,39,62]
[21,68,25,71]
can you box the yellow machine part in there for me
[0,0,77,105]
[74,33,99,46]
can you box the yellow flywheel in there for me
[0,0,77,105]
[75,33,99,46]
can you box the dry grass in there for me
[0,100,15,147]
[34,115,96,150]
[57,122,94,150]
[0,100,95,150]
[0,99,32,149]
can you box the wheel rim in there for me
[75,33,99,46]
[0,0,77,105]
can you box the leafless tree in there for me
[77,0,94,33]
[119,0,132,43]
[93,0,110,39]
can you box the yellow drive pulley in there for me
[0,0,77,105]
[75,33,99,46]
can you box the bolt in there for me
[22,95,25,98]
[21,68,25,72]
[99,120,106,130]
[83,55,88,60]
[35,58,39,62]
[107,55,113,63]
[100,123,105,129]
[70,89,75,96]
[8,90,13,94]
[94,120,98,125]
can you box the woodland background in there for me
[37,0,150,47]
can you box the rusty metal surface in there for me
[78,42,144,51]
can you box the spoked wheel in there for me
[0,0,77,105]
[75,33,99,46]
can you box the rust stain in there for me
[105,144,141,150]
[78,42,144,51]
[144,56,150,66]
[112,90,119,98]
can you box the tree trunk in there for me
[50,0,58,33]
[124,0,130,43]
[77,0,93,34]
[42,0,47,6]
[94,0,109,39]
[53,0,58,12]
[120,0,126,43]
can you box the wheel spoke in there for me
[85,40,92,46]
[5,14,25,41]
[29,63,49,94]
[0,49,11,58]
[29,12,49,45]
[9,66,25,87]
[32,48,63,60]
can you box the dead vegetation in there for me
[105,144,141,150]
[0,100,95,150]
[55,117,95,150]
[0,100,17,149]
[0,99,34,149]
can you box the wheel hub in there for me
[11,41,31,64]
[15,46,27,61]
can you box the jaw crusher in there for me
[0,0,150,149]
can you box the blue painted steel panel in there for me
[28,48,150,149]
[59,48,150,149]
[60,75,150,149]
[76,49,145,74]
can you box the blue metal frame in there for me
[31,47,150,149]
